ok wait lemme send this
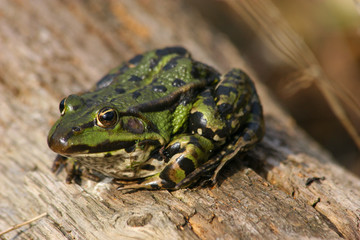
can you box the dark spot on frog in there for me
[150,183,161,189]
[216,85,238,96]
[146,145,162,159]
[132,91,141,99]
[177,156,196,175]
[152,85,167,93]
[189,112,207,130]
[159,170,176,189]
[115,87,125,94]
[203,97,215,107]
[125,145,135,153]
[128,75,142,82]
[152,77,159,83]
[138,139,161,147]
[128,54,143,65]
[192,62,220,84]
[189,136,205,152]
[199,90,215,107]
[104,153,112,158]
[96,74,116,89]
[189,112,225,140]
[215,127,229,140]
[163,142,182,160]
[218,103,233,116]
[127,213,153,227]
[139,164,156,171]
[191,65,201,79]
[162,57,179,71]
[155,46,187,57]
[172,78,186,87]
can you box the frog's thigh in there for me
[214,69,254,134]
[189,89,228,144]
[188,69,255,144]
[211,99,264,182]
[119,134,214,190]
[211,78,265,182]
[215,68,264,150]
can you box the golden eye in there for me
[97,107,118,128]
[59,98,66,116]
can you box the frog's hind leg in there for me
[211,69,265,182]
[186,69,264,185]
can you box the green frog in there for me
[48,47,264,190]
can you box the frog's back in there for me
[82,47,219,112]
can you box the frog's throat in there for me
[72,147,158,179]
[72,143,164,179]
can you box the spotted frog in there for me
[48,47,264,190]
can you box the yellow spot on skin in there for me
[213,134,221,141]
[197,128,202,135]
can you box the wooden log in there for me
[0,1,359,239]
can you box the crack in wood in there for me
[311,197,321,208]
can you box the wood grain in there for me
[0,1,359,239]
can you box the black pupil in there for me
[59,98,65,113]
[102,111,115,121]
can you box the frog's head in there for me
[47,94,164,158]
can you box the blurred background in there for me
[189,0,360,175]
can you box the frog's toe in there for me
[115,179,160,191]
[51,154,67,173]
[115,175,179,191]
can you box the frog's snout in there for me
[47,130,70,155]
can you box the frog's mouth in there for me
[48,129,161,157]
[48,135,137,156]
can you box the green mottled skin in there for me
[48,47,264,190]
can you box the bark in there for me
[0,1,359,239]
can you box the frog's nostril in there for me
[72,126,81,132]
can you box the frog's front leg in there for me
[117,134,214,190]
[51,155,80,183]
[52,155,102,183]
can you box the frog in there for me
[48,46,264,190]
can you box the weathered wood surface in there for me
[0,1,359,239]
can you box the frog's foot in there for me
[115,174,174,191]
[209,113,264,185]
[51,154,85,184]
[51,154,68,173]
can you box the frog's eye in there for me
[124,118,145,134]
[59,98,66,116]
[97,107,118,128]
